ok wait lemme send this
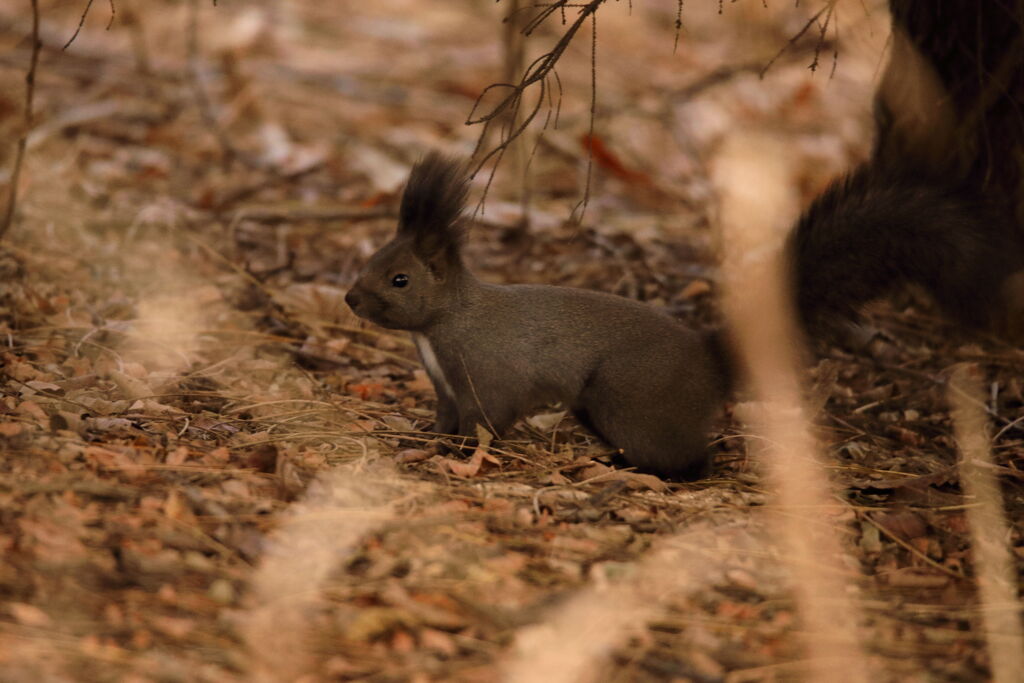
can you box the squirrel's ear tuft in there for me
[398,153,470,260]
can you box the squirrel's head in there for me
[345,153,470,330]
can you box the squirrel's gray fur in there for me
[345,153,730,479]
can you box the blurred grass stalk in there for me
[713,131,870,681]
[242,465,396,681]
[502,527,728,683]
[948,366,1024,683]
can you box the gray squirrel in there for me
[346,153,1024,479]
[345,153,731,479]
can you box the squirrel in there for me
[345,153,1024,479]
[345,154,731,480]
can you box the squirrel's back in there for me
[432,280,728,401]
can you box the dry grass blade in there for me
[502,522,754,683]
[468,0,606,202]
[713,131,869,682]
[948,365,1024,683]
[241,463,397,682]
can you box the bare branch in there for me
[759,0,837,78]
[0,0,42,241]
[468,0,606,177]
[63,0,117,50]
[808,1,837,74]
[473,0,843,218]
[63,0,95,50]
[673,0,684,54]
[570,10,598,224]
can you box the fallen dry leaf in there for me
[442,447,500,478]
[395,448,431,464]
[8,602,51,627]
[0,421,24,437]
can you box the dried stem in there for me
[569,10,598,223]
[242,466,397,681]
[503,525,724,683]
[186,0,260,171]
[469,0,606,179]
[713,132,869,681]
[759,0,838,78]
[0,0,41,241]
[63,0,95,50]
[62,0,116,50]
[948,366,1024,683]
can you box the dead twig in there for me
[0,0,41,241]
[62,0,118,51]
[759,0,838,78]
[186,0,260,171]
[568,8,598,224]
[469,0,605,212]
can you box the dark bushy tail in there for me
[787,164,1024,336]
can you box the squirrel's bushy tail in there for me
[785,2,1024,341]
[787,164,1024,337]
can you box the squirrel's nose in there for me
[345,289,361,310]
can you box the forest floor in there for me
[1,1,1022,681]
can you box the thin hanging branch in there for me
[63,0,117,51]
[468,0,607,177]
[759,0,838,78]
[470,0,841,217]
[807,0,838,75]
[63,0,95,49]
[673,0,684,53]
[570,9,598,223]
[0,0,42,241]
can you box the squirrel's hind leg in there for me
[429,393,459,436]
[577,384,714,480]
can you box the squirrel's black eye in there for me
[391,274,409,288]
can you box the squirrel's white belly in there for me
[412,333,455,402]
